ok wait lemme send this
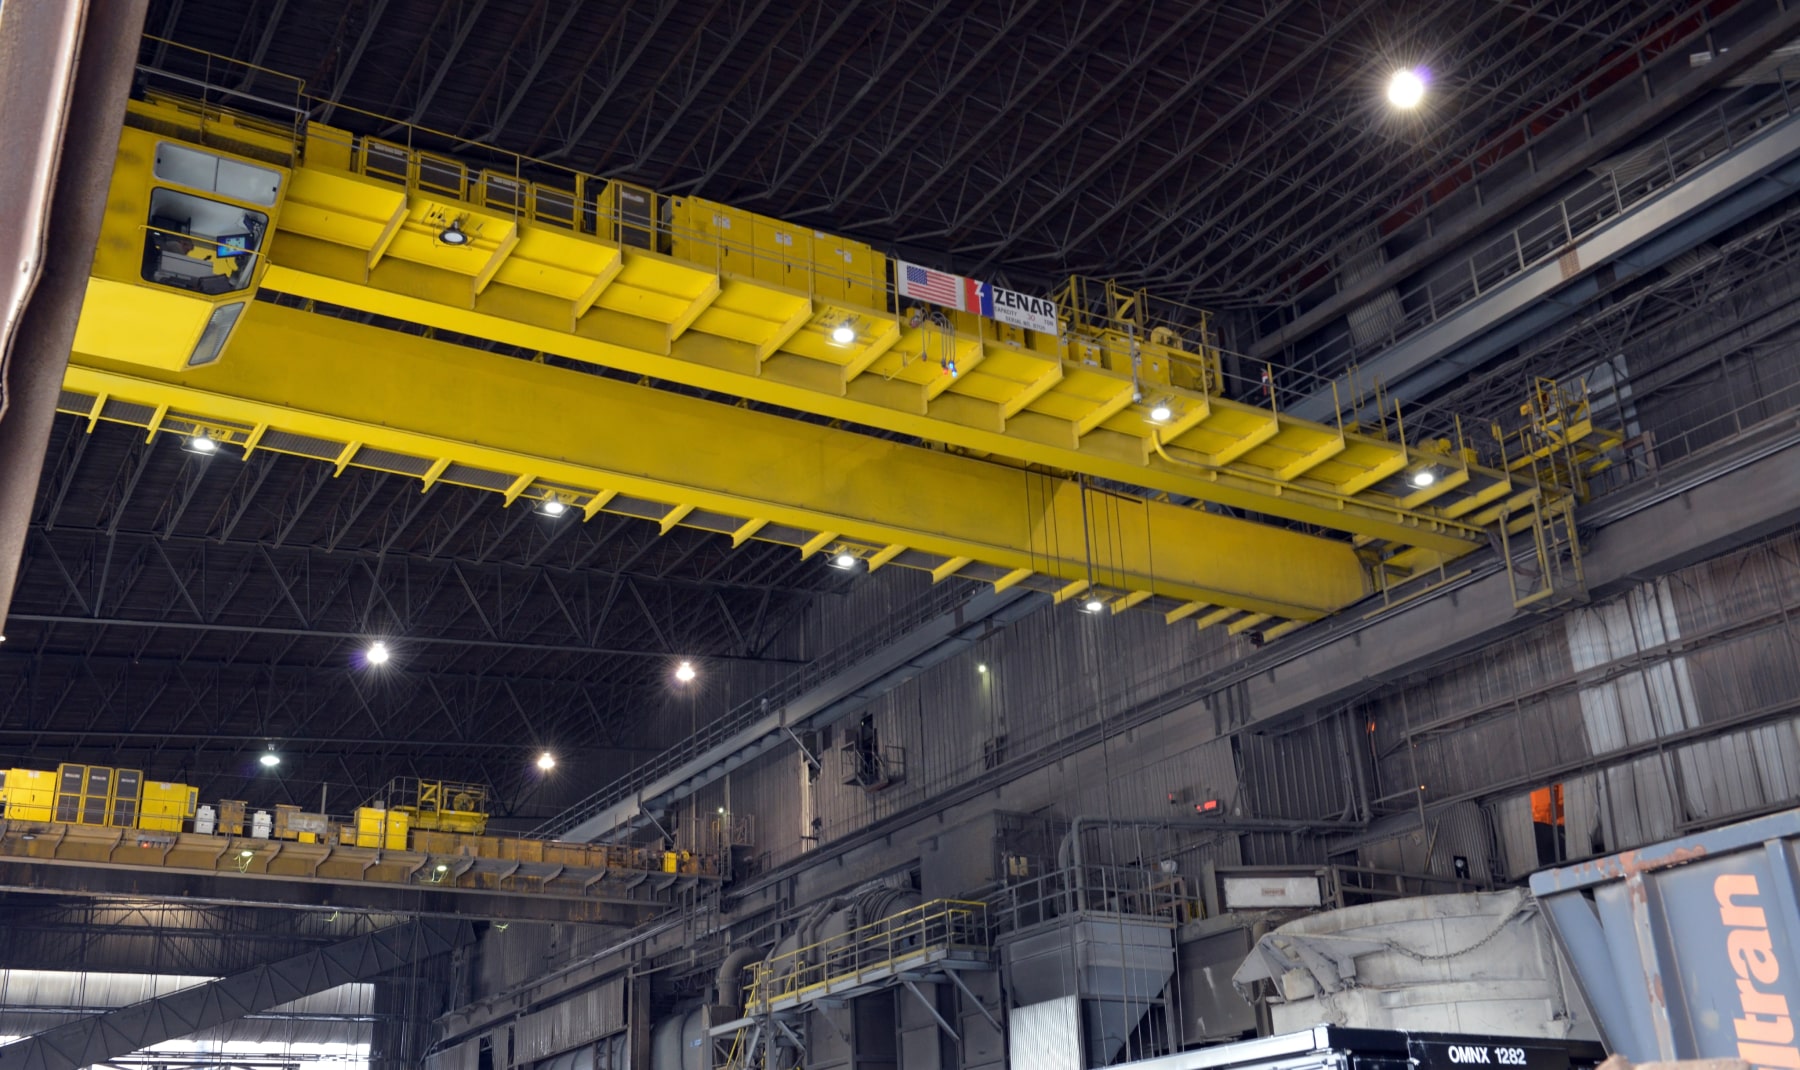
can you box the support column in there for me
[0,0,147,634]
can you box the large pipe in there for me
[0,1,148,636]
[714,947,760,1015]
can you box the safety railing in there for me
[529,579,983,840]
[982,863,1190,932]
[743,899,989,1013]
[1276,59,1800,420]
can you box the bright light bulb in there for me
[977,663,988,674]
[542,499,567,516]
[1084,598,1106,614]
[259,752,280,768]
[366,641,391,665]
[1388,68,1426,109]
[675,660,696,683]
[1410,469,1437,488]
[435,863,449,873]
[1150,404,1172,423]
[834,552,856,569]
[189,434,217,453]
[831,323,856,345]
[240,849,255,858]
[537,752,556,771]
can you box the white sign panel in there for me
[1222,875,1324,909]
[981,282,1059,336]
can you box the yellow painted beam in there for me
[1228,612,1272,636]
[866,544,905,571]
[993,568,1033,593]
[258,250,1483,554]
[1164,601,1208,625]
[1273,435,1347,482]
[799,530,837,560]
[64,304,1371,620]
[930,556,973,583]
[657,503,695,535]
[1194,608,1236,631]
[1110,590,1151,615]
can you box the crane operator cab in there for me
[76,107,288,372]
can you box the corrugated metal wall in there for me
[1358,529,1800,879]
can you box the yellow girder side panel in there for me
[63,302,1368,620]
[73,277,213,371]
[259,253,1482,557]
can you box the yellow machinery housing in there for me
[352,806,411,850]
[139,780,199,832]
[376,778,489,836]
[0,769,57,821]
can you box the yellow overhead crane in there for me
[59,75,1616,637]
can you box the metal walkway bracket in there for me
[1496,379,1618,611]
[0,917,468,1070]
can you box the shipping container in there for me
[1530,807,1800,1065]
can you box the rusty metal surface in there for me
[0,0,145,635]
[1531,808,1800,1064]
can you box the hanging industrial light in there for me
[1387,68,1427,109]
[438,221,471,246]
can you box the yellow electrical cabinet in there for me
[139,781,198,832]
[54,764,119,826]
[355,806,386,848]
[354,806,409,850]
[386,809,409,850]
[109,768,143,828]
[0,769,56,821]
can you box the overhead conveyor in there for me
[60,61,1621,638]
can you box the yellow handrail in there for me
[745,898,989,1012]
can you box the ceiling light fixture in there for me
[833,552,856,569]
[436,863,450,873]
[185,433,218,455]
[536,752,556,771]
[366,641,391,665]
[1150,403,1172,423]
[1409,468,1437,488]
[977,663,988,674]
[1083,597,1106,614]
[1387,68,1426,109]
[438,221,471,246]
[675,660,696,684]
[539,498,568,517]
[259,751,280,768]
[831,323,856,345]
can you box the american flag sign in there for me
[898,261,979,313]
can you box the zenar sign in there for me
[1719,873,1800,1070]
